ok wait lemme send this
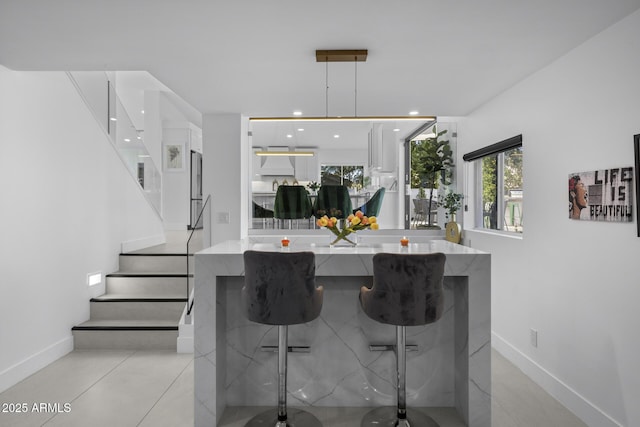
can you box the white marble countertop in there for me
[199,237,486,256]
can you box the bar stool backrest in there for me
[361,252,446,326]
[242,250,323,325]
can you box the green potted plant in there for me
[306,181,320,194]
[439,191,464,243]
[411,125,454,228]
[439,191,464,221]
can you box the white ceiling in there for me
[1,1,639,118]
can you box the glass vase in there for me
[329,231,358,247]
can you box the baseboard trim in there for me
[121,234,165,253]
[164,223,188,231]
[177,309,193,354]
[177,336,194,353]
[492,332,622,427]
[0,336,73,393]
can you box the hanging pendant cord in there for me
[354,57,358,117]
[325,59,329,118]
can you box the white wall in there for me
[460,11,640,427]
[144,92,203,230]
[203,114,248,245]
[0,68,164,392]
[162,124,199,230]
[144,90,163,172]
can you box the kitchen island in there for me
[194,236,491,426]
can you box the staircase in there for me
[72,249,192,350]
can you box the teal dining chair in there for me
[313,185,353,219]
[353,187,385,217]
[252,201,274,229]
[273,185,313,228]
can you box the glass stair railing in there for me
[67,71,162,217]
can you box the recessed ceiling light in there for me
[297,128,304,132]
[141,110,145,114]
[409,111,419,115]
[293,111,303,116]
[110,117,117,121]
[137,136,142,140]
[393,128,400,132]
[124,138,130,142]
[334,134,340,138]
[286,134,292,138]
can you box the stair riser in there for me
[118,255,193,273]
[106,276,188,296]
[90,301,185,321]
[73,330,177,350]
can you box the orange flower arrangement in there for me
[316,210,379,246]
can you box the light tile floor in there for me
[0,348,587,427]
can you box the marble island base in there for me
[195,238,491,427]
[219,406,466,427]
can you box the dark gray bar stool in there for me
[242,250,324,427]
[359,252,446,427]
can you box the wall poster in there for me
[568,167,634,221]
[164,143,185,171]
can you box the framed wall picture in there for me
[568,167,634,222]
[164,143,185,171]
[635,134,640,236]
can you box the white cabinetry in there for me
[368,123,396,172]
[252,147,263,179]
[294,149,318,181]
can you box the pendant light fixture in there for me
[316,50,368,118]
[250,49,434,122]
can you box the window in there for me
[320,165,364,189]
[464,135,523,233]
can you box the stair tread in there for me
[73,319,178,329]
[122,251,193,256]
[108,271,192,277]
[92,293,187,301]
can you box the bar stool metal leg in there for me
[360,326,439,427]
[244,325,322,427]
[397,325,407,421]
[278,325,287,424]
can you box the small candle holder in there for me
[400,236,409,247]
[281,237,290,248]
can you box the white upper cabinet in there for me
[294,149,318,181]
[368,123,396,173]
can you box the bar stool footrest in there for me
[368,344,418,352]
[360,406,439,427]
[244,408,322,427]
[260,345,310,353]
